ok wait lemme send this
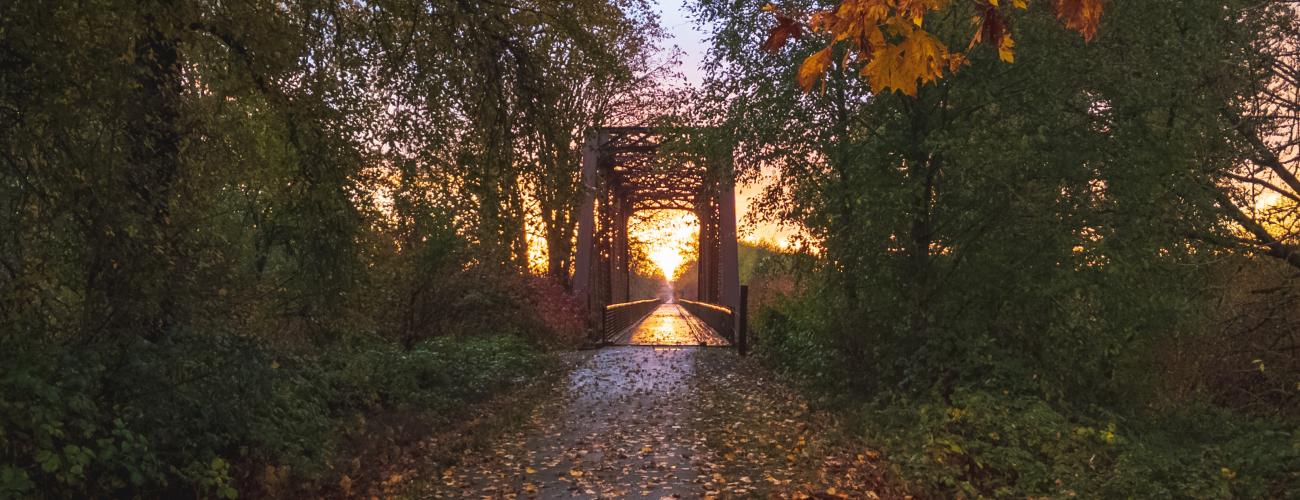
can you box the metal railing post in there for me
[738,285,749,356]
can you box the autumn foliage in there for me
[763,0,1106,95]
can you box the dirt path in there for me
[411,310,901,498]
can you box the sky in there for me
[654,0,709,86]
[650,0,798,248]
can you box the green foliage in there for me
[323,336,545,414]
[0,334,544,498]
[753,286,1300,497]
[1,0,638,495]
[750,292,853,394]
[700,0,1300,495]
[862,391,1300,498]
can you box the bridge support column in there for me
[719,181,741,331]
[597,180,612,308]
[613,195,630,303]
[695,193,713,303]
[573,131,599,321]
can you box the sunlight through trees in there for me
[629,210,701,281]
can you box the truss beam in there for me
[572,127,740,343]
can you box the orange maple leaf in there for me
[762,5,807,52]
[1054,0,1105,41]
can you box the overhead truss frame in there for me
[571,126,741,339]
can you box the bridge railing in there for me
[602,298,662,342]
[677,299,734,343]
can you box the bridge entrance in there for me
[570,127,741,344]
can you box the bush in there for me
[859,390,1299,498]
[0,333,545,498]
[322,335,544,414]
[752,288,1300,498]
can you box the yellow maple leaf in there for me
[998,34,1016,63]
[862,28,948,96]
[797,46,835,92]
[863,44,910,95]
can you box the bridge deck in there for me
[609,303,729,346]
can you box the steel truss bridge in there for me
[571,127,742,345]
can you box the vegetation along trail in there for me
[4,0,1300,497]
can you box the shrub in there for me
[0,333,545,498]
[753,287,1300,498]
[323,335,545,413]
[860,391,1299,498]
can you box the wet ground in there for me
[415,297,894,498]
[609,303,729,346]
[420,342,899,498]
[426,346,702,497]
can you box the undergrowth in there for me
[753,294,1300,498]
[0,333,545,498]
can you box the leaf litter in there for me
[399,318,906,498]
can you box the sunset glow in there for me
[629,210,699,281]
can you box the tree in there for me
[510,0,678,282]
[1212,3,1300,269]
[693,0,1291,399]
[0,0,666,494]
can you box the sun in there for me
[648,246,686,281]
[628,210,699,281]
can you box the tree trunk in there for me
[83,9,183,340]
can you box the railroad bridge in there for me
[570,126,744,347]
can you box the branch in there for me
[1223,171,1300,204]
[1211,188,1300,270]
[1224,109,1300,196]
